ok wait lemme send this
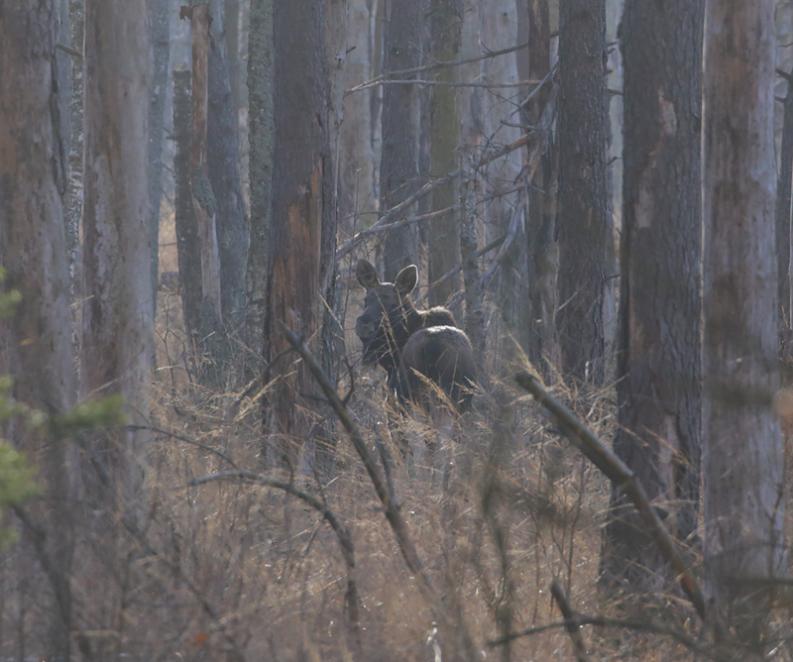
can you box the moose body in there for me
[355,259,477,412]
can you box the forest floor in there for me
[122,216,713,660]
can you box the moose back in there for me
[355,259,477,412]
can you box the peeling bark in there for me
[265,0,336,475]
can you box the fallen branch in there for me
[514,371,707,621]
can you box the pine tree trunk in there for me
[147,0,171,315]
[524,0,558,376]
[209,0,249,329]
[0,6,78,656]
[246,0,274,348]
[265,0,336,474]
[427,0,462,307]
[702,0,786,643]
[600,0,704,593]
[380,0,423,279]
[557,0,610,385]
[82,0,153,506]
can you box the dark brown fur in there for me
[355,260,477,412]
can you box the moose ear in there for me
[356,259,380,289]
[394,264,418,295]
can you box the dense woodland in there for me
[2,0,793,660]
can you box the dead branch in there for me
[550,579,589,662]
[514,371,707,621]
[346,41,530,95]
[336,78,557,261]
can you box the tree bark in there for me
[209,0,249,329]
[265,0,336,474]
[147,0,171,316]
[703,0,786,643]
[556,0,610,385]
[600,0,704,593]
[190,2,223,325]
[777,67,793,356]
[458,0,485,356]
[83,0,153,504]
[173,69,204,350]
[0,6,78,656]
[479,0,528,362]
[427,0,462,307]
[524,0,558,377]
[246,0,274,347]
[380,0,423,280]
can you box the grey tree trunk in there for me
[427,0,462,307]
[703,0,786,644]
[265,0,336,475]
[82,0,153,505]
[190,2,223,325]
[65,0,84,321]
[479,0,528,363]
[458,0,485,356]
[225,0,242,113]
[209,0,249,329]
[173,69,204,350]
[524,0,558,377]
[246,0,274,348]
[600,0,704,593]
[556,0,610,385]
[777,68,793,356]
[0,6,78,657]
[380,0,423,280]
[147,0,171,315]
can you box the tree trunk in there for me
[190,2,223,325]
[83,0,153,505]
[703,0,786,643]
[479,0,528,363]
[777,68,793,356]
[556,0,610,385]
[380,0,423,280]
[173,69,205,352]
[265,0,336,475]
[209,0,249,329]
[225,0,242,113]
[524,0,558,377]
[246,0,274,348]
[427,0,462,307]
[0,6,78,656]
[600,0,704,593]
[147,0,171,316]
[458,0,485,356]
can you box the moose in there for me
[355,259,477,413]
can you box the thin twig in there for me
[514,371,707,621]
[346,41,530,95]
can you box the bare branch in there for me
[550,579,590,662]
[514,371,707,621]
